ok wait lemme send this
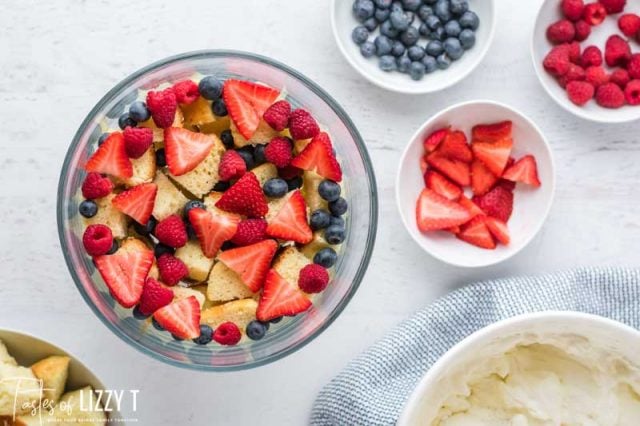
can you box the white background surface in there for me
[1,0,639,425]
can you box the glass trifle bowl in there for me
[57,51,378,371]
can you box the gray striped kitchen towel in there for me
[310,267,640,425]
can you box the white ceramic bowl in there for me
[532,0,640,123]
[396,101,555,268]
[331,0,496,94]
[398,311,640,425]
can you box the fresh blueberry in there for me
[363,17,378,31]
[253,144,266,164]
[353,0,375,21]
[424,0,438,4]
[418,5,434,20]
[213,181,230,192]
[330,215,346,228]
[325,225,346,245]
[237,147,255,169]
[375,8,391,22]
[193,325,214,345]
[246,320,268,340]
[263,178,288,198]
[431,26,446,40]
[379,55,397,71]
[310,209,332,230]
[132,306,150,320]
[352,26,370,45]
[419,23,431,37]
[186,223,197,240]
[397,55,412,73]
[444,20,461,37]
[409,61,426,80]
[437,53,452,69]
[374,0,392,7]
[375,35,394,56]
[459,28,476,49]
[318,180,341,202]
[422,55,438,73]
[390,10,411,31]
[402,0,422,11]
[380,20,399,38]
[269,317,283,324]
[459,10,479,30]
[152,317,164,331]
[407,45,425,61]
[134,216,157,236]
[155,148,166,167]
[107,239,119,255]
[450,0,469,15]
[198,76,223,100]
[79,200,98,218]
[434,0,451,21]
[129,101,150,122]
[390,1,404,13]
[329,197,348,216]
[97,133,110,146]
[426,40,444,56]
[118,113,136,130]
[425,14,441,31]
[220,129,234,148]
[391,41,406,57]
[360,41,377,58]
[212,99,228,116]
[154,243,175,258]
[314,248,338,268]
[443,37,464,60]
[286,176,303,191]
[400,26,420,46]
[184,200,206,217]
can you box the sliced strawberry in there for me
[471,121,512,142]
[153,296,201,340]
[215,172,269,218]
[423,127,450,153]
[437,130,472,163]
[485,216,510,245]
[266,190,313,244]
[459,195,484,218]
[471,137,513,176]
[446,226,461,234]
[188,208,241,258]
[426,153,470,187]
[424,170,462,201]
[415,188,473,232]
[256,269,312,321]
[473,185,514,223]
[420,155,428,175]
[290,132,342,182]
[111,183,157,225]
[94,246,154,308]
[457,216,497,249]
[85,132,133,179]
[502,155,541,187]
[218,240,278,292]
[223,79,280,140]
[164,127,214,176]
[471,159,498,196]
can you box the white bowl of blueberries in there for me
[331,0,495,94]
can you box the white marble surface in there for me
[1,0,639,424]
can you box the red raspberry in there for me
[618,14,640,37]
[123,127,153,159]
[263,100,291,131]
[583,3,607,25]
[288,109,320,140]
[230,219,268,246]
[213,322,242,345]
[574,20,591,41]
[605,35,631,67]
[567,81,595,105]
[154,215,188,248]
[627,54,640,79]
[547,20,576,44]
[81,172,113,199]
[218,150,247,181]
[298,264,330,294]
[562,0,585,20]
[599,0,626,14]
[567,42,581,63]
[82,224,113,256]
[146,87,177,128]
[596,83,625,108]
[585,66,609,87]
[581,45,603,67]
[544,46,571,76]
[559,63,585,87]
[172,80,199,105]
[624,80,640,105]
[264,137,293,168]
[138,278,174,315]
[610,68,630,88]
[157,254,188,285]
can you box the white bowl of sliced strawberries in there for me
[396,101,555,267]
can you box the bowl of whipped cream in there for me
[398,311,640,425]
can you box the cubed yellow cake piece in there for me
[152,171,189,221]
[201,299,258,335]
[293,137,312,154]
[55,386,107,425]
[252,163,278,187]
[0,363,41,416]
[302,171,328,212]
[148,260,159,280]
[172,285,207,308]
[175,241,214,282]
[0,340,16,365]
[82,193,128,239]
[207,262,255,303]
[230,120,279,147]
[169,134,226,198]
[120,237,150,254]
[31,355,70,404]
[273,246,311,286]
[301,231,332,260]
[181,97,217,131]
[139,108,184,145]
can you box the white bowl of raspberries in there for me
[533,0,640,122]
